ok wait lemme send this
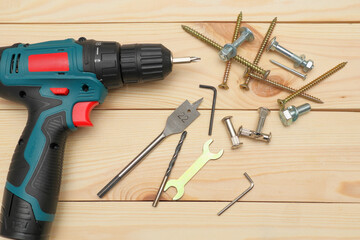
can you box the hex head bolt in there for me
[279,103,311,126]
[222,116,242,149]
[219,27,254,62]
[267,37,314,73]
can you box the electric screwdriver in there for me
[0,37,199,240]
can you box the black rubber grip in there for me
[0,83,69,239]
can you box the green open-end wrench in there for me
[164,139,223,200]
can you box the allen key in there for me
[217,172,254,216]
[199,85,217,136]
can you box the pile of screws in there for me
[182,12,347,127]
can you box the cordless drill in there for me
[0,37,199,240]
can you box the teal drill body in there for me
[0,37,179,240]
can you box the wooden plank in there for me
[0,23,357,110]
[1,202,359,240]
[0,110,359,202]
[0,0,359,23]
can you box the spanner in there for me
[164,139,224,200]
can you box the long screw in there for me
[219,12,242,89]
[152,131,187,207]
[277,62,347,107]
[217,172,254,216]
[182,25,269,77]
[241,17,277,90]
[249,73,323,103]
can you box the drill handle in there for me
[1,86,69,240]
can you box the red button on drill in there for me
[72,101,99,127]
[50,88,69,95]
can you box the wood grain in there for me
[0,2,358,239]
[0,0,359,23]
[0,202,356,240]
[0,23,356,110]
[0,110,359,202]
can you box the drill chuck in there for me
[79,38,199,89]
[120,44,172,84]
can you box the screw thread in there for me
[242,17,277,88]
[254,17,277,65]
[248,73,323,103]
[279,62,347,106]
[221,13,242,89]
[182,25,267,76]
[296,103,311,116]
[222,61,232,84]
[232,12,242,42]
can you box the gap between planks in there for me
[0,21,359,25]
[0,108,358,112]
[58,200,360,204]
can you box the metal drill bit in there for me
[153,131,187,207]
[217,172,254,216]
[277,62,347,107]
[181,25,269,77]
[172,57,201,64]
[270,59,306,80]
[241,17,277,90]
[219,12,242,89]
[248,73,323,104]
[98,98,203,198]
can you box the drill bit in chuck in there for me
[172,57,201,64]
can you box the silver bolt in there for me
[219,27,254,61]
[238,126,271,143]
[256,107,270,133]
[222,116,242,149]
[279,103,311,126]
[267,37,314,73]
[270,59,307,80]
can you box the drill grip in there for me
[1,86,69,240]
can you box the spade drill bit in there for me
[153,131,187,207]
[98,99,203,198]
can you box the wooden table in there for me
[0,1,359,239]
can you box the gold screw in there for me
[249,73,323,103]
[277,62,347,107]
[182,25,269,77]
[241,17,277,90]
[219,12,242,90]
